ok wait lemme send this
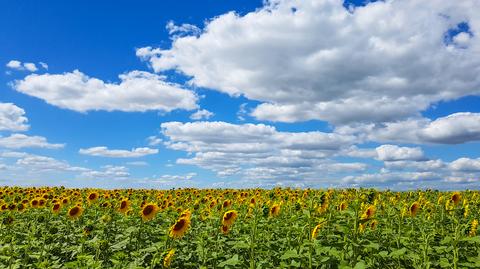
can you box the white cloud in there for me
[0,134,64,149]
[0,103,29,131]
[79,146,158,158]
[146,136,162,146]
[375,144,425,161]
[6,60,22,70]
[13,70,198,113]
[6,60,39,72]
[190,109,214,120]
[337,113,480,144]
[139,0,480,124]
[449,157,480,172]
[126,161,149,166]
[16,155,87,172]
[161,121,362,180]
[39,62,48,70]
[80,165,130,179]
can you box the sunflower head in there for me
[469,219,479,237]
[270,204,281,217]
[311,222,324,240]
[338,201,348,211]
[451,192,461,205]
[118,199,130,214]
[141,203,158,221]
[169,217,190,239]
[52,203,61,214]
[222,210,238,227]
[87,192,99,203]
[409,202,420,217]
[68,205,83,220]
[361,205,376,220]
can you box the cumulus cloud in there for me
[146,136,163,146]
[0,134,64,149]
[16,155,87,172]
[337,113,480,144]
[138,0,480,125]
[161,121,363,180]
[79,146,158,158]
[0,103,29,132]
[6,60,42,72]
[13,70,198,113]
[449,157,480,172]
[375,144,425,162]
[190,109,214,120]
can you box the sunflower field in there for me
[0,187,479,268]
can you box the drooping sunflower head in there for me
[338,201,348,211]
[163,249,175,268]
[451,192,461,205]
[270,204,281,217]
[370,219,378,230]
[140,203,158,221]
[169,217,190,239]
[409,202,420,217]
[68,205,83,220]
[361,205,376,220]
[222,210,238,227]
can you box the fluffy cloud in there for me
[16,155,87,172]
[0,103,29,132]
[13,70,198,113]
[337,113,480,144]
[449,157,480,172]
[190,109,214,120]
[80,165,130,179]
[6,60,43,72]
[79,146,158,158]
[139,0,480,125]
[0,134,64,149]
[375,144,425,162]
[161,121,363,180]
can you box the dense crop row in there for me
[0,187,479,268]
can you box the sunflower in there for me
[179,209,192,220]
[30,199,39,208]
[451,192,461,205]
[361,205,375,220]
[17,203,26,212]
[140,203,158,221]
[222,210,238,227]
[409,202,420,217]
[87,192,99,203]
[163,249,175,268]
[52,203,61,214]
[370,220,378,230]
[38,198,46,208]
[270,204,281,217]
[469,219,478,237]
[118,199,130,214]
[68,205,83,219]
[169,217,190,239]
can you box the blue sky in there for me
[1,0,479,189]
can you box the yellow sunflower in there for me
[118,199,130,214]
[409,202,420,217]
[52,203,61,214]
[169,217,190,239]
[361,205,375,220]
[270,204,281,217]
[311,223,324,240]
[222,210,238,227]
[87,192,99,203]
[140,203,158,221]
[68,205,83,220]
[451,192,461,205]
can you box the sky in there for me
[0,0,479,190]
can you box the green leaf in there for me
[281,249,299,260]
